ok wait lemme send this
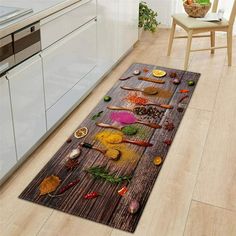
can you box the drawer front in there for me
[46,66,101,130]
[41,0,96,49]
[42,20,97,110]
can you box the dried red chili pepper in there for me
[163,140,172,146]
[84,191,99,199]
[178,95,189,103]
[58,179,80,194]
[118,186,128,196]
[124,93,149,105]
[179,89,189,94]
[48,178,80,197]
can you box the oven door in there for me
[0,35,14,74]
[13,22,41,64]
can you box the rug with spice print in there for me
[19,63,200,233]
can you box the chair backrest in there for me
[229,0,236,27]
[212,0,219,12]
[212,0,236,28]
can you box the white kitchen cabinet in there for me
[41,0,96,49]
[7,55,46,160]
[97,0,118,71]
[117,0,139,59]
[41,19,97,129]
[0,76,17,179]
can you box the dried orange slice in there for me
[153,156,163,166]
[152,70,166,78]
[74,127,88,139]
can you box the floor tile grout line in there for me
[188,106,213,113]
[182,57,227,235]
[191,199,236,214]
[181,109,213,236]
[35,210,54,236]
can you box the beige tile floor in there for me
[1,29,236,236]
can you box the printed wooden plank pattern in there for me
[19,63,200,233]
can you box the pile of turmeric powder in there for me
[95,130,139,165]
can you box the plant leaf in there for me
[91,111,104,120]
[39,175,61,195]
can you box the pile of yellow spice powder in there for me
[95,130,139,165]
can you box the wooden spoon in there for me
[135,120,161,129]
[138,76,165,84]
[121,86,159,95]
[108,103,172,111]
[119,75,135,81]
[92,129,152,147]
[145,103,173,109]
[96,122,122,131]
[121,139,153,147]
[100,108,162,128]
[81,142,121,161]
[96,122,137,135]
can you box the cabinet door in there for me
[117,0,139,58]
[41,20,97,110]
[7,55,46,160]
[0,76,17,179]
[97,0,118,70]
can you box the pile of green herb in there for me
[122,125,138,136]
[91,111,103,120]
[87,166,132,184]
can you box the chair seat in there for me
[172,13,229,29]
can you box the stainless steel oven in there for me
[13,22,41,64]
[0,35,14,74]
[0,22,41,75]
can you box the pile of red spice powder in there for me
[124,93,149,105]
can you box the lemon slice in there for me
[74,127,88,139]
[153,156,163,166]
[152,70,166,78]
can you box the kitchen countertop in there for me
[0,0,82,38]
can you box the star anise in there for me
[164,121,175,131]
[65,159,79,171]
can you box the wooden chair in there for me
[167,0,236,70]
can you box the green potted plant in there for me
[139,1,160,37]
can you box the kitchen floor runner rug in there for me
[19,63,200,233]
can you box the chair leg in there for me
[167,20,176,56]
[227,30,233,66]
[210,31,215,54]
[184,31,193,70]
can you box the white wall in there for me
[145,0,175,26]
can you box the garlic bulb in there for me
[68,149,81,159]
